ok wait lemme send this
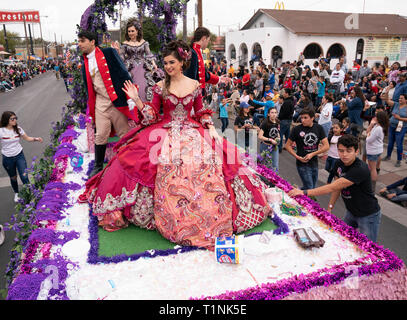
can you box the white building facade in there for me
[226,9,407,69]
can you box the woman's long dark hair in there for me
[125,19,143,42]
[353,85,366,104]
[302,93,311,107]
[162,40,191,95]
[263,107,280,127]
[1,111,21,137]
[324,93,334,103]
[238,106,250,118]
[376,110,389,136]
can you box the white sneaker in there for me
[0,225,5,246]
[14,193,19,203]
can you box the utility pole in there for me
[197,0,202,27]
[23,15,30,65]
[31,23,35,45]
[39,16,48,59]
[3,25,9,52]
[54,33,58,58]
[28,24,34,55]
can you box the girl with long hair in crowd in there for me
[258,107,280,171]
[317,93,334,137]
[325,121,343,183]
[366,110,389,190]
[334,100,349,123]
[234,102,258,152]
[0,111,43,202]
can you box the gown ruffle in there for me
[80,84,272,249]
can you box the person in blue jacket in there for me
[219,98,230,133]
[252,96,275,126]
[268,70,275,90]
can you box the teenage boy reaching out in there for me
[288,134,382,242]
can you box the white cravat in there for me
[87,49,136,110]
[87,49,99,77]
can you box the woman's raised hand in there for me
[122,80,139,101]
[111,41,120,52]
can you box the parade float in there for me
[4,0,407,300]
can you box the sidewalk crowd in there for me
[204,53,407,207]
[0,60,72,93]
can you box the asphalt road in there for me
[0,71,70,296]
[0,74,406,298]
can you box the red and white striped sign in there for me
[0,10,40,24]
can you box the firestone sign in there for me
[0,10,40,24]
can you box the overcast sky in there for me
[2,0,407,43]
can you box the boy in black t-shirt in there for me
[285,107,329,190]
[288,134,381,242]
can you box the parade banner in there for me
[364,36,402,61]
[0,10,40,24]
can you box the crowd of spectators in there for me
[203,54,407,211]
[0,60,62,92]
[205,54,407,162]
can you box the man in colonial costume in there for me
[78,31,138,177]
[184,27,229,95]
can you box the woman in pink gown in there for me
[80,40,272,249]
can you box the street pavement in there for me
[0,71,70,296]
[0,74,406,298]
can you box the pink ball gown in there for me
[80,83,272,249]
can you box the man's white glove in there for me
[127,99,136,112]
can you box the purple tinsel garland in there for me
[7,273,49,300]
[28,229,79,247]
[271,214,290,235]
[77,114,88,130]
[7,138,84,300]
[58,129,80,143]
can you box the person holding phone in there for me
[1,111,43,202]
[383,94,407,167]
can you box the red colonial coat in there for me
[192,43,219,89]
[82,47,137,132]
